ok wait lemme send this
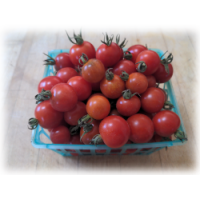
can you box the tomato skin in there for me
[146,75,157,88]
[149,134,162,143]
[126,72,148,94]
[86,95,110,120]
[141,87,165,113]
[80,120,100,144]
[35,100,63,129]
[54,53,74,71]
[112,60,136,76]
[56,67,78,83]
[50,83,78,112]
[69,41,96,66]
[153,63,173,83]
[50,126,71,144]
[91,81,101,91]
[158,88,168,102]
[135,50,160,76]
[109,109,121,116]
[99,116,131,148]
[100,75,125,99]
[116,95,141,117]
[67,76,92,101]
[152,110,180,137]
[81,59,105,83]
[127,114,154,143]
[38,76,63,93]
[96,42,122,68]
[69,135,83,144]
[127,44,147,63]
[64,101,87,126]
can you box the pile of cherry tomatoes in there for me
[28,31,186,149]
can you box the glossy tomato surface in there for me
[69,41,96,66]
[126,72,148,94]
[86,95,110,120]
[127,114,154,143]
[56,67,78,83]
[146,75,157,88]
[67,76,92,101]
[99,116,130,148]
[54,53,74,71]
[135,50,160,76]
[50,83,78,112]
[35,100,63,129]
[152,110,180,137]
[81,59,105,83]
[50,126,71,144]
[141,87,165,113]
[38,76,63,93]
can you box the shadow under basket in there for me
[31,48,187,156]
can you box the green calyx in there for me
[101,33,114,46]
[90,134,103,145]
[66,30,84,45]
[80,123,94,142]
[160,51,173,74]
[174,130,188,142]
[43,53,55,66]
[35,89,52,104]
[28,118,39,130]
[79,53,89,65]
[122,89,141,99]
[116,34,128,48]
[123,51,132,60]
[163,101,174,110]
[135,61,147,72]
[162,137,172,141]
[105,68,114,80]
[120,71,129,81]
[69,126,80,136]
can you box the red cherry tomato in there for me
[99,116,130,148]
[50,83,78,112]
[126,72,148,94]
[127,114,154,143]
[81,59,105,83]
[69,135,83,144]
[34,100,63,129]
[67,76,92,101]
[80,120,100,144]
[158,88,168,102]
[86,95,110,120]
[146,75,157,88]
[135,50,160,76]
[56,67,78,83]
[109,109,121,116]
[141,87,165,113]
[116,95,141,117]
[112,60,136,76]
[152,110,180,137]
[127,44,147,63]
[38,76,63,93]
[91,81,101,91]
[153,63,173,83]
[64,101,87,126]
[50,126,71,144]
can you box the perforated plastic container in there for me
[31,48,187,156]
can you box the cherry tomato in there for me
[112,60,136,76]
[158,88,168,101]
[69,135,83,144]
[141,87,165,113]
[127,114,154,143]
[38,76,63,93]
[50,83,78,112]
[67,76,92,101]
[109,109,121,116]
[91,81,101,91]
[80,120,100,144]
[126,72,148,94]
[64,101,87,126]
[50,126,71,144]
[100,70,125,99]
[56,67,78,83]
[81,59,105,83]
[153,63,173,83]
[127,44,147,63]
[146,75,157,88]
[99,116,130,148]
[152,110,180,137]
[135,50,160,76]
[116,95,141,117]
[34,100,64,129]
[86,95,110,120]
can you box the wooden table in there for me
[3,30,197,174]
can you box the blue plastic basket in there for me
[31,48,187,156]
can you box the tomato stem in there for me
[78,114,93,126]
[79,53,89,65]
[80,123,94,142]
[116,34,128,48]
[174,130,187,142]
[43,53,56,66]
[28,118,39,130]
[101,33,114,46]
[123,51,132,60]
[66,30,84,45]
[35,89,52,104]
[91,134,103,145]
[105,68,114,80]
[135,61,147,72]
[120,71,129,81]
[122,89,140,99]
[69,126,80,136]
[161,53,173,74]
[163,101,174,110]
